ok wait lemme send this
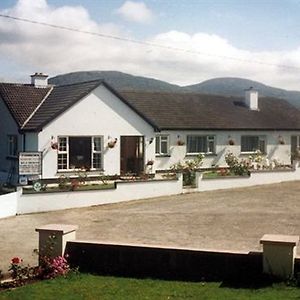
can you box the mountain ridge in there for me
[49,71,300,108]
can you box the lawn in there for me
[0,274,299,300]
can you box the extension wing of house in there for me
[1,73,300,183]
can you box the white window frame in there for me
[241,135,266,154]
[7,135,18,157]
[57,136,103,171]
[57,136,69,170]
[155,135,170,156]
[91,136,103,170]
[186,135,215,155]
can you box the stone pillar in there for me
[260,234,299,279]
[36,224,78,262]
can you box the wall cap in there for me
[35,224,78,234]
[260,234,299,246]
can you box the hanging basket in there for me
[51,142,58,150]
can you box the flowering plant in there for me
[38,254,70,279]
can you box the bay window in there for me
[57,136,103,170]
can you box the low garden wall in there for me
[2,164,300,219]
[17,175,183,214]
[65,240,262,281]
[0,190,19,219]
[196,163,300,191]
[36,225,299,282]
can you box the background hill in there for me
[49,71,300,108]
[49,71,183,92]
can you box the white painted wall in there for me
[17,176,183,214]
[0,190,20,218]
[155,130,296,170]
[197,162,300,191]
[38,84,156,178]
[0,97,22,183]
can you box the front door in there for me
[120,136,144,175]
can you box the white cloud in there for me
[116,1,154,24]
[1,0,300,90]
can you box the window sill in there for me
[185,153,216,157]
[56,169,104,174]
[240,152,266,155]
[155,154,171,158]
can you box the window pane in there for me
[58,153,67,170]
[291,136,298,153]
[94,137,101,151]
[161,140,168,154]
[155,136,160,154]
[58,137,67,151]
[92,153,102,169]
[69,137,91,169]
[241,136,259,152]
[187,136,206,153]
[156,135,169,155]
[8,135,17,156]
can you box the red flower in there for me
[11,256,22,264]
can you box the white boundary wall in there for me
[0,189,21,219]
[2,165,300,219]
[17,176,183,214]
[197,162,300,191]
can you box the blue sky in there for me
[1,0,300,89]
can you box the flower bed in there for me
[22,183,115,194]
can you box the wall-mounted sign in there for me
[19,152,42,176]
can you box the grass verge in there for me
[0,273,299,300]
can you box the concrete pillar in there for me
[195,171,203,189]
[260,234,299,279]
[35,224,78,262]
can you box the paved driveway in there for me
[1,181,300,271]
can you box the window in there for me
[187,135,215,154]
[7,135,18,157]
[57,136,103,170]
[155,135,169,155]
[241,136,266,153]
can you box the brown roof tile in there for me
[0,83,51,127]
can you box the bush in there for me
[171,154,204,186]
[225,152,250,176]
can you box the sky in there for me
[1,0,300,89]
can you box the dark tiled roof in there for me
[119,91,300,130]
[2,79,300,131]
[0,83,51,127]
[23,80,103,130]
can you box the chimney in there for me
[30,72,48,88]
[245,87,258,110]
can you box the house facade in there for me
[1,73,300,184]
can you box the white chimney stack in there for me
[245,87,258,110]
[30,73,48,88]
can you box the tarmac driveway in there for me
[1,180,300,271]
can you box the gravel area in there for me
[1,180,300,271]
